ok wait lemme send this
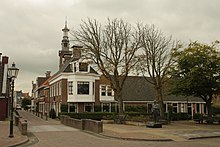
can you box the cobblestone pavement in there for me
[0,120,28,147]
[14,110,220,147]
[102,121,220,141]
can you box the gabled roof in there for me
[122,76,155,101]
[123,76,203,102]
[49,56,98,82]
[100,75,203,102]
[36,77,49,87]
[39,76,53,88]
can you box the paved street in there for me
[17,110,220,147]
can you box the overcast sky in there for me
[1,0,220,93]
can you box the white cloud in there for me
[1,0,220,93]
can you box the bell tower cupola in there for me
[59,17,72,70]
[61,18,70,51]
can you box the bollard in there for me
[14,115,20,126]
[45,112,48,121]
[21,120,28,135]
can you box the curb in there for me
[8,137,29,147]
[81,130,173,142]
[101,134,173,142]
[188,135,220,140]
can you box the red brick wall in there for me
[0,99,7,120]
[95,80,100,105]
[78,103,84,112]
[62,79,68,104]
[0,56,9,120]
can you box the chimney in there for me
[72,45,82,60]
[2,56,8,65]
[45,71,51,78]
[0,53,2,64]
[0,53,2,63]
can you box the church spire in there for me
[59,17,72,70]
[61,17,70,51]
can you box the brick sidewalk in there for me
[0,121,28,147]
[101,121,220,141]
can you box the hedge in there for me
[125,105,148,113]
[212,106,220,115]
[59,112,152,121]
[59,112,116,120]
[164,112,191,121]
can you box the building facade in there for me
[32,22,206,118]
[0,53,9,121]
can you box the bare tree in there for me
[137,24,175,117]
[72,18,142,115]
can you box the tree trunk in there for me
[114,89,125,124]
[158,100,165,118]
[206,96,213,124]
[206,98,212,118]
[115,90,124,115]
[156,86,165,118]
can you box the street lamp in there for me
[8,62,19,138]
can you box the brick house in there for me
[0,53,9,121]
[32,21,206,117]
[32,71,51,115]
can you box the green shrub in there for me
[61,104,68,112]
[165,112,191,121]
[59,112,152,121]
[59,112,116,120]
[193,113,203,120]
[125,105,148,113]
[212,106,220,115]
[125,112,151,117]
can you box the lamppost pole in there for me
[9,79,14,138]
[8,62,19,138]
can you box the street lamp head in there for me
[8,62,19,79]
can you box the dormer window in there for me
[79,62,88,72]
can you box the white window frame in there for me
[68,81,73,95]
[77,81,90,95]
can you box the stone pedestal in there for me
[146,122,162,128]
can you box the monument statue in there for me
[147,100,162,128]
[152,100,160,123]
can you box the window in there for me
[173,103,178,113]
[92,82,95,95]
[53,85,55,97]
[101,85,106,96]
[196,103,200,113]
[77,81,89,95]
[103,103,110,112]
[68,81,73,95]
[74,63,77,72]
[148,104,152,113]
[187,103,192,115]
[56,83,59,96]
[85,103,93,112]
[55,84,57,96]
[69,103,77,112]
[50,86,52,97]
[59,81,62,95]
[107,86,112,96]
[79,63,88,72]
